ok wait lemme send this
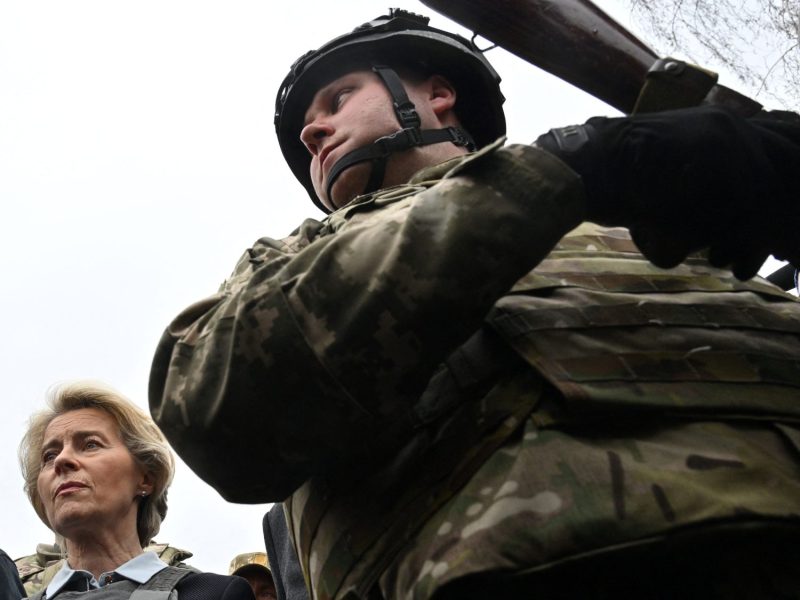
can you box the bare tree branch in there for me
[624,0,799,109]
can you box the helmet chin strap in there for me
[325,64,475,206]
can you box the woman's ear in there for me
[138,472,155,497]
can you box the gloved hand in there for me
[535,106,800,280]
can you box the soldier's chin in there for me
[326,165,370,210]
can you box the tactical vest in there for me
[286,223,800,600]
[27,566,193,600]
[17,544,194,597]
[490,223,800,423]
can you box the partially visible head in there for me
[229,553,276,600]
[275,9,505,212]
[19,381,175,548]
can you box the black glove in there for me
[535,106,800,280]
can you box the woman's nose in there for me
[53,447,78,473]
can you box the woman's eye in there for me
[42,451,56,465]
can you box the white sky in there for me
[0,0,790,575]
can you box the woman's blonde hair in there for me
[19,381,175,547]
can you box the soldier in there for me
[15,542,194,597]
[228,554,277,600]
[14,543,60,599]
[1,548,24,600]
[150,9,800,599]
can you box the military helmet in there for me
[229,552,271,577]
[274,8,506,211]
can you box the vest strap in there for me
[130,566,195,600]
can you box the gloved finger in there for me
[730,249,771,281]
[772,241,800,269]
[707,238,740,270]
[706,230,771,280]
[630,225,697,269]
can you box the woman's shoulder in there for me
[175,571,254,600]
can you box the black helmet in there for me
[274,9,506,212]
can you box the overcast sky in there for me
[0,0,788,575]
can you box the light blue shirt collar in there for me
[46,551,167,598]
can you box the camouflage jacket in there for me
[150,142,800,599]
[15,543,193,597]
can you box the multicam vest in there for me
[16,543,194,597]
[286,223,800,599]
[492,224,800,422]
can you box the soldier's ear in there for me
[427,75,457,116]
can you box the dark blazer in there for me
[263,506,309,600]
[0,549,25,600]
[176,573,254,600]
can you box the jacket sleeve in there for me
[176,573,255,600]
[0,550,25,600]
[149,144,585,502]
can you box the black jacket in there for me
[0,550,25,600]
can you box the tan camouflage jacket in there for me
[15,542,193,596]
[150,141,800,599]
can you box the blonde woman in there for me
[20,382,253,600]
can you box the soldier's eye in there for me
[332,89,352,112]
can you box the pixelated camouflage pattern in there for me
[150,140,583,501]
[15,542,193,596]
[308,224,800,600]
[150,141,800,599]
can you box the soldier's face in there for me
[241,571,277,600]
[37,408,150,544]
[300,69,445,211]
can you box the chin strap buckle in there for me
[394,101,422,130]
[447,127,475,150]
[374,127,424,155]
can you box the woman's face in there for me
[37,407,151,543]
